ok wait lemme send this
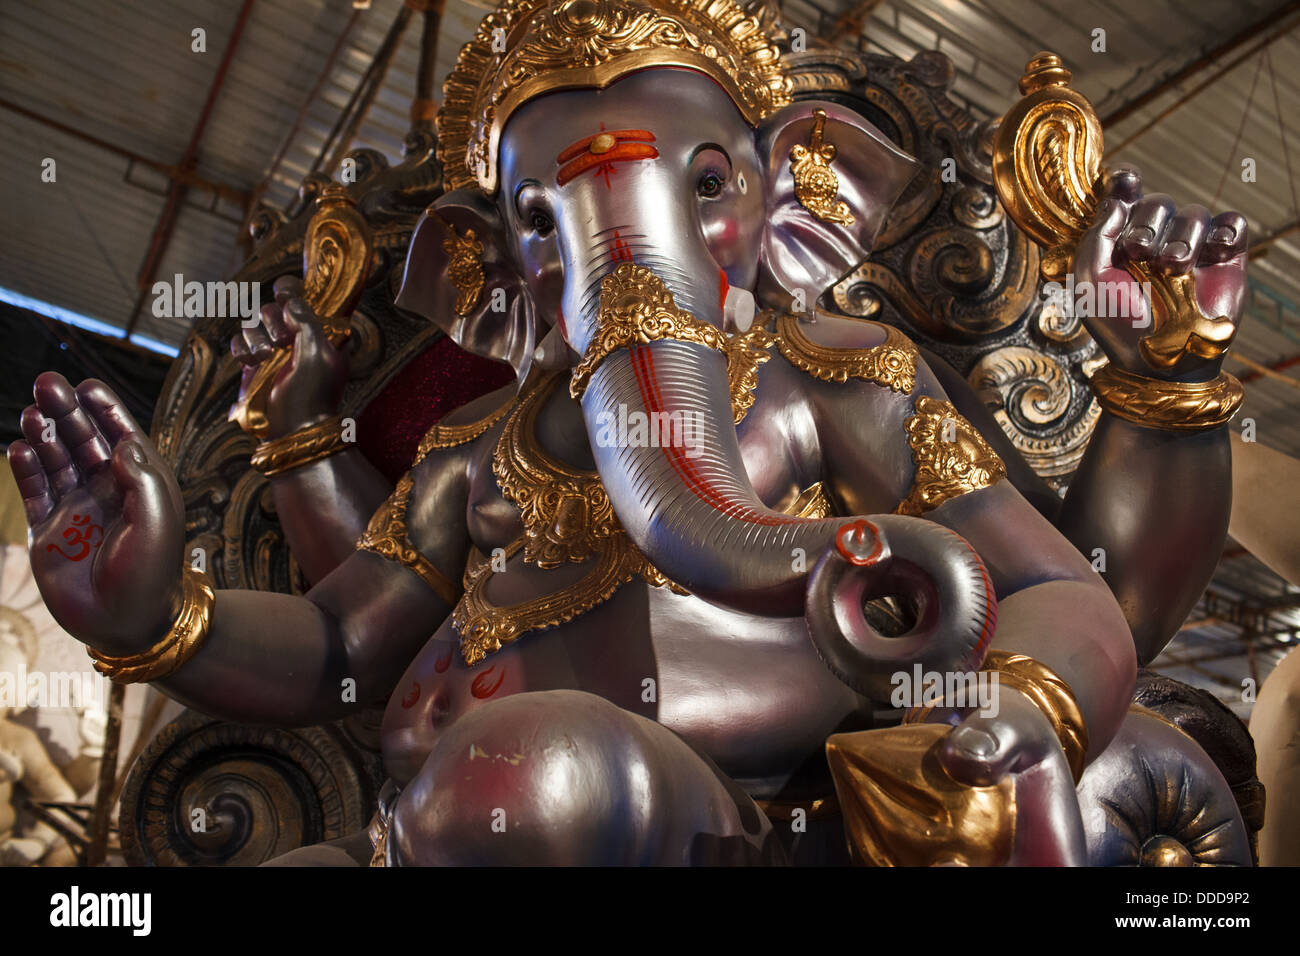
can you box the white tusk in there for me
[723,285,756,333]
[533,324,571,369]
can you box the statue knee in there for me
[388,690,781,865]
[1077,708,1252,866]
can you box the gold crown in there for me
[437,0,793,195]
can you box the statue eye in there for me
[529,210,554,236]
[697,170,725,199]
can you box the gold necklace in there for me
[453,373,678,665]
[449,322,852,665]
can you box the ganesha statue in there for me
[8,0,1259,866]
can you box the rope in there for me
[1213,51,1266,207]
[1265,46,1300,217]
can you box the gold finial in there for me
[1018,52,1073,95]
[789,109,855,226]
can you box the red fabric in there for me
[357,336,515,483]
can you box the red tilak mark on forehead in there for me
[556,129,658,188]
[556,129,656,163]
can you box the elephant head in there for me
[397,0,992,696]
[399,66,918,373]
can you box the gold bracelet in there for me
[250,416,349,477]
[1091,363,1244,432]
[87,565,215,684]
[570,263,727,400]
[982,649,1089,782]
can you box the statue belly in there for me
[379,578,867,798]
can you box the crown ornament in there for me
[438,0,793,195]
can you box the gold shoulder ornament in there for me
[896,396,1006,516]
[414,394,516,463]
[776,312,917,393]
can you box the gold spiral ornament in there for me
[992,53,1101,282]
[992,53,1238,375]
[229,184,374,437]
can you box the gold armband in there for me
[982,650,1089,782]
[356,473,461,606]
[250,416,349,477]
[570,263,727,400]
[1090,363,1244,432]
[87,564,214,684]
[896,396,1006,516]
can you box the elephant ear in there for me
[756,101,920,307]
[396,189,538,382]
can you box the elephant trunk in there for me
[578,269,998,695]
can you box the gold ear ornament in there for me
[443,226,486,316]
[789,108,855,226]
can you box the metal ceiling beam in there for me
[251,9,361,204]
[1226,351,1300,390]
[125,0,257,338]
[1101,0,1300,129]
[1249,218,1300,258]
[410,0,447,130]
[0,96,248,205]
[314,4,414,179]
[1105,7,1300,156]
[1181,588,1300,638]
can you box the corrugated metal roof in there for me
[2,0,1299,714]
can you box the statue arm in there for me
[908,362,1137,759]
[814,343,1136,761]
[265,441,393,585]
[1055,416,1229,666]
[154,551,449,725]
[158,441,474,726]
[925,343,1232,667]
[231,277,391,584]
[928,480,1137,761]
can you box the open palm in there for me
[7,373,184,656]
